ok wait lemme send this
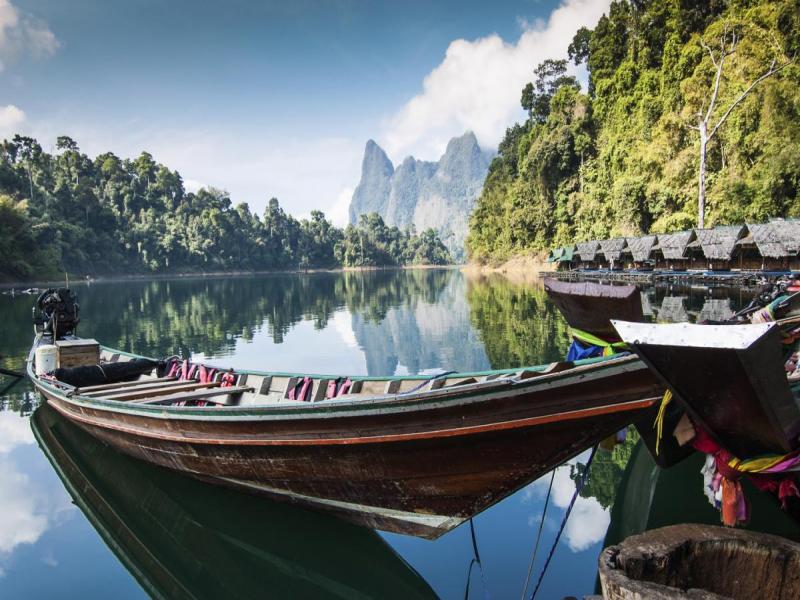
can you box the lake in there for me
[1,269,796,599]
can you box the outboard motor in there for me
[33,288,80,340]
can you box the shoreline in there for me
[0,264,460,290]
[461,253,555,285]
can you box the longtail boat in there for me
[543,278,643,343]
[32,404,438,599]
[613,320,800,458]
[27,289,661,539]
[543,278,690,467]
[614,318,800,525]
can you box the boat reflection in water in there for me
[32,404,437,600]
[603,440,800,548]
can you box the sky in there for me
[0,0,611,224]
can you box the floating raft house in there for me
[549,219,800,273]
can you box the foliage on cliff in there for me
[467,0,800,263]
[0,136,450,281]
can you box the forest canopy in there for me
[467,0,800,263]
[0,136,451,281]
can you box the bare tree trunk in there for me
[689,27,793,229]
[698,122,707,228]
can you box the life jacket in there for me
[167,360,181,378]
[336,378,353,397]
[288,376,312,401]
[220,372,236,387]
[325,378,341,399]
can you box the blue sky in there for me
[0,0,609,223]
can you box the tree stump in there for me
[598,524,800,599]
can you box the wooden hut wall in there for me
[654,230,695,270]
[694,225,746,270]
[626,235,657,266]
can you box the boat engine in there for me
[33,288,80,340]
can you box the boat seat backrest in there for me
[258,376,272,395]
[312,380,330,402]
[384,380,402,394]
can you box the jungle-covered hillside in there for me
[467,0,800,263]
[0,136,451,282]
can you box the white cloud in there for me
[332,309,359,349]
[0,410,33,454]
[0,0,59,71]
[381,0,610,161]
[0,459,49,555]
[0,412,73,570]
[0,103,24,135]
[183,178,206,193]
[522,449,610,552]
[328,186,353,227]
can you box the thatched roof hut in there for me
[656,296,689,323]
[742,219,800,257]
[654,230,695,260]
[626,235,657,262]
[773,218,800,254]
[575,240,600,262]
[694,225,747,260]
[599,238,628,262]
[698,298,734,323]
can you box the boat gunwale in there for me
[28,349,649,422]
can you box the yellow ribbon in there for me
[653,389,673,456]
[569,327,628,357]
[728,454,791,473]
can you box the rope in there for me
[402,370,457,395]
[528,445,599,600]
[653,389,673,455]
[463,518,490,599]
[520,469,555,600]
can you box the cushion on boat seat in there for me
[53,358,159,387]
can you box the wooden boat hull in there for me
[33,354,661,539]
[32,404,438,600]
[543,278,643,341]
[614,320,800,457]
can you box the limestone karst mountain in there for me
[348,132,490,261]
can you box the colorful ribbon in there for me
[568,327,627,357]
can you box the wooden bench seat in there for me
[81,378,185,397]
[129,385,253,406]
[103,381,222,401]
[77,376,176,394]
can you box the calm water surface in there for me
[0,270,794,599]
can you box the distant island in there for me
[467,0,800,265]
[349,132,490,262]
[0,136,451,283]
